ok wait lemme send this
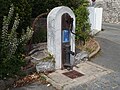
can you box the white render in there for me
[88,7,103,35]
[47,6,75,69]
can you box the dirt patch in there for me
[76,38,98,54]
[14,73,48,88]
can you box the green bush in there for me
[0,4,33,79]
[31,0,82,18]
[0,0,10,30]
[0,0,32,35]
[31,0,59,18]
[11,0,32,34]
[74,0,90,41]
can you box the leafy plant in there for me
[0,0,10,30]
[0,0,32,35]
[31,0,83,18]
[0,4,33,79]
[11,0,32,34]
[74,0,91,41]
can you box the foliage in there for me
[60,0,81,9]
[31,0,58,18]
[32,26,47,43]
[74,0,91,41]
[11,0,32,34]
[31,0,83,18]
[0,4,33,79]
[0,0,32,35]
[0,0,10,30]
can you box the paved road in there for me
[91,23,120,72]
[98,23,120,44]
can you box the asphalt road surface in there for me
[91,23,120,72]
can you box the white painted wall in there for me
[88,7,95,31]
[88,7,103,35]
[94,8,103,31]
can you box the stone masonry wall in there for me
[95,0,120,24]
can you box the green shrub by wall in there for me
[74,0,91,41]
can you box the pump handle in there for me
[68,18,85,45]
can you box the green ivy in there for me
[0,0,32,35]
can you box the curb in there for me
[89,39,101,58]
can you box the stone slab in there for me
[45,61,113,90]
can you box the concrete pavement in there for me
[45,61,114,90]
[92,23,120,72]
[91,37,120,72]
